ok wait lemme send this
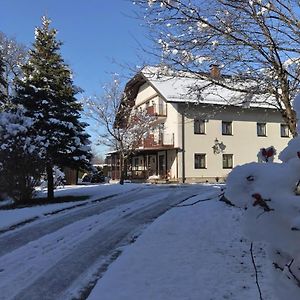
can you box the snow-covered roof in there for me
[141,67,277,109]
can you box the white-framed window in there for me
[194,153,206,169]
[280,124,289,137]
[194,119,206,134]
[257,123,266,136]
[222,121,232,135]
[223,154,233,169]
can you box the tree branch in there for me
[250,242,263,300]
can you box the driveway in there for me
[0,184,206,300]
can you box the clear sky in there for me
[0,0,151,95]
[0,0,154,156]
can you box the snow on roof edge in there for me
[141,66,278,110]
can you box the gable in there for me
[135,82,158,106]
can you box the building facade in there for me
[107,68,291,183]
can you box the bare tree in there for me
[91,146,105,165]
[85,76,155,184]
[0,32,27,102]
[0,49,6,106]
[133,0,300,135]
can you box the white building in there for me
[107,67,291,183]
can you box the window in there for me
[257,123,266,136]
[223,154,233,169]
[194,154,206,169]
[281,124,289,137]
[222,121,232,135]
[194,119,206,134]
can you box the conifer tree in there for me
[0,107,44,202]
[15,16,91,200]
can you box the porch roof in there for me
[134,146,180,155]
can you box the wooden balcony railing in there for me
[146,104,167,117]
[139,133,174,149]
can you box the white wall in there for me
[135,83,157,106]
[179,104,290,181]
[132,81,290,182]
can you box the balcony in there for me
[139,133,174,149]
[146,103,167,117]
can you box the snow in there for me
[142,66,276,108]
[87,187,273,300]
[0,183,276,299]
[0,183,140,231]
[278,136,300,162]
[0,188,174,300]
[224,93,300,299]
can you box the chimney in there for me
[210,64,220,79]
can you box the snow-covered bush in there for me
[225,94,300,299]
[38,166,66,190]
[0,106,45,202]
[53,166,65,188]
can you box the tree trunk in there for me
[280,75,297,137]
[46,163,54,201]
[281,96,297,137]
[119,153,124,185]
[284,107,297,137]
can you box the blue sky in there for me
[0,0,155,155]
[0,0,151,95]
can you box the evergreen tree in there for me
[15,16,91,200]
[0,106,45,202]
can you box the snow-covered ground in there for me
[0,183,274,299]
[88,187,274,300]
[0,183,140,231]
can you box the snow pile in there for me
[225,94,300,299]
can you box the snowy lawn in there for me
[88,187,274,300]
[0,183,140,231]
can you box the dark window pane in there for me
[194,119,205,134]
[222,121,232,135]
[223,154,233,169]
[194,154,206,169]
[281,124,289,137]
[257,123,266,136]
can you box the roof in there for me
[140,67,277,110]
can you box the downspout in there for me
[181,112,186,183]
[176,150,179,180]
[165,150,168,179]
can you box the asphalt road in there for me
[0,184,205,300]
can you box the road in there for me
[0,184,206,300]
